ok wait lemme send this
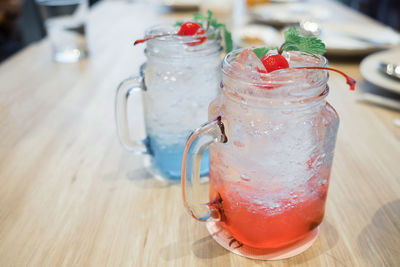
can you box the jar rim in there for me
[144,24,222,58]
[144,24,221,45]
[221,48,330,107]
[222,48,328,86]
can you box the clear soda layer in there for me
[143,25,221,179]
[208,50,339,248]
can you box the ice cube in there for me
[265,49,279,57]
[281,51,291,65]
[233,48,266,73]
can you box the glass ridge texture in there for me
[207,50,339,250]
[143,25,222,180]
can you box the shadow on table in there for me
[126,167,173,188]
[357,199,400,266]
[117,155,173,188]
[160,213,228,261]
[191,235,228,259]
[280,220,340,265]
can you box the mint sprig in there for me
[223,28,233,53]
[177,10,233,53]
[253,27,326,58]
[281,27,326,55]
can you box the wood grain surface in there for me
[0,1,399,266]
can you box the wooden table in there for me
[0,1,399,266]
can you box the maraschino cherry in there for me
[177,22,201,35]
[134,22,206,46]
[178,22,207,46]
[260,54,290,73]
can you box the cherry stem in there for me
[134,33,175,45]
[295,67,356,91]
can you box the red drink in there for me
[181,49,341,260]
[210,170,329,249]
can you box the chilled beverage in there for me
[116,24,223,181]
[207,49,339,254]
[182,46,342,259]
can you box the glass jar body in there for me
[142,36,222,179]
[208,90,339,249]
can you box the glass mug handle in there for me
[115,71,148,154]
[182,116,228,222]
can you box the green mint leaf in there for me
[281,27,326,55]
[284,27,301,43]
[253,46,279,59]
[175,10,233,53]
[223,28,233,53]
[214,22,224,28]
[174,21,183,27]
[210,18,219,28]
[193,13,206,22]
[207,10,213,21]
[282,37,326,54]
[202,10,233,53]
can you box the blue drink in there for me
[116,24,221,182]
[148,136,209,180]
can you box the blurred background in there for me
[1,0,399,62]
[0,1,399,265]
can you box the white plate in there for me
[250,3,330,27]
[321,23,400,56]
[356,80,400,111]
[360,48,400,94]
[163,0,199,9]
[234,24,283,48]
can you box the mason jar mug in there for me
[116,25,222,181]
[182,49,339,260]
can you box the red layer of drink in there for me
[209,174,329,249]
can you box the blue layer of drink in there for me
[148,136,209,180]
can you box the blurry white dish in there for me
[199,0,234,18]
[163,0,199,9]
[321,23,400,56]
[234,24,283,47]
[360,48,400,94]
[356,80,400,111]
[250,3,330,27]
